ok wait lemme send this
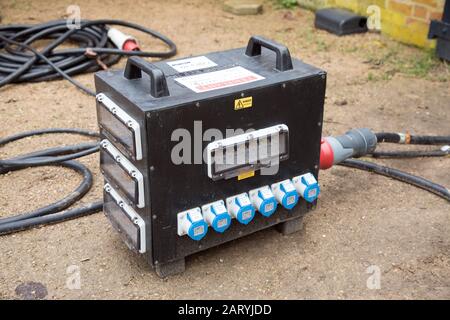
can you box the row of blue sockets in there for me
[177,172,320,241]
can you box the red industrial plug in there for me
[319,138,334,170]
[107,28,140,51]
[123,39,140,51]
[319,129,377,170]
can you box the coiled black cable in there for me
[0,160,93,225]
[0,19,177,95]
[0,128,101,235]
[0,128,100,171]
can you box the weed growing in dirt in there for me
[400,49,448,78]
[275,0,298,9]
[362,41,450,82]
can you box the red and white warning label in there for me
[174,66,265,93]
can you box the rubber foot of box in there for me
[276,215,304,235]
[155,258,186,278]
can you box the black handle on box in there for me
[245,36,293,72]
[124,56,170,98]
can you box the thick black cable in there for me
[371,148,449,158]
[0,128,100,170]
[0,146,99,167]
[409,135,450,145]
[340,159,450,201]
[372,132,450,158]
[0,142,99,173]
[375,132,402,143]
[0,19,177,95]
[0,128,99,145]
[376,132,450,145]
[0,34,96,95]
[0,128,102,235]
[11,142,99,159]
[0,201,103,236]
[0,160,93,224]
[353,133,449,200]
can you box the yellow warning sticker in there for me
[237,171,255,180]
[234,97,253,110]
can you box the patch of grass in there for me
[366,70,395,82]
[343,46,358,53]
[315,38,329,51]
[361,42,450,81]
[275,0,298,9]
[399,50,441,77]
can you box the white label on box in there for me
[167,56,217,73]
[174,66,265,93]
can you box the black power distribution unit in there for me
[95,36,326,277]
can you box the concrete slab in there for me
[223,0,263,15]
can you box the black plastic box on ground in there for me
[95,36,326,277]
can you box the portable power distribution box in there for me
[95,36,326,277]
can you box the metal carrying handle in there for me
[245,35,293,71]
[124,56,170,98]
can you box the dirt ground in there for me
[0,0,449,300]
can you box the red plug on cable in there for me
[319,138,334,170]
[320,128,377,170]
[107,28,140,51]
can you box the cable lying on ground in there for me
[0,128,102,235]
[0,19,177,95]
[339,159,450,201]
[361,132,450,201]
[371,132,450,158]
[375,132,450,145]
[0,201,103,236]
[370,147,450,159]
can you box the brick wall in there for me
[298,0,445,48]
